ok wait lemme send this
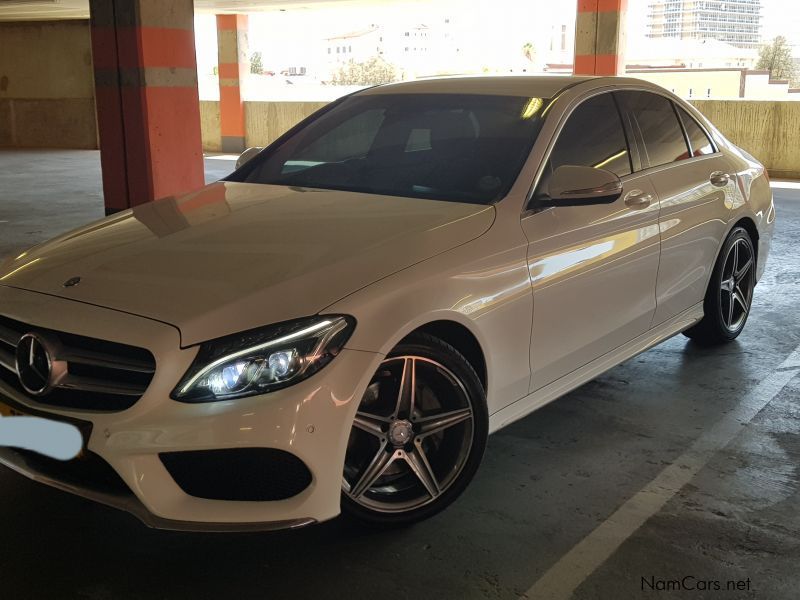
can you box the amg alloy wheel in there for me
[342,333,487,526]
[684,227,756,345]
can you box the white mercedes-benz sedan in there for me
[0,76,774,530]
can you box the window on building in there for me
[561,24,567,51]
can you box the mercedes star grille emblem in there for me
[15,333,54,397]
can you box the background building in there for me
[647,0,762,49]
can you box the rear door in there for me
[618,91,736,326]
[521,91,661,391]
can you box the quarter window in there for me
[547,93,632,178]
[677,107,715,156]
[623,91,690,168]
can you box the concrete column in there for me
[216,15,249,153]
[89,0,204,214]
[574,0,627,76]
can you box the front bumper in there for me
[0,286,381,530]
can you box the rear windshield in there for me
[231,93,548,204]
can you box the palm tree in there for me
[522,42,535,62]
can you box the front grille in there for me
[0,314,156,411]
[160,448,313,501]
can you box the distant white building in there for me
[647,0,763,50]
[628,37,757,69]
[324,26,382,67]
[322,18,471,79]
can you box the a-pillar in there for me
[216,15,249,153]
[89,0,205,214]
[574,0,627,76]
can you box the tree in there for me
[331,56,398,86]
[522,42,536,63]
[249,51,263,75]
[756,36,796,82]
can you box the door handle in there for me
[710,171,730,187]
[624,190,653,209]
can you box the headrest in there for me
[430,111,476,150]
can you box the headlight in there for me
[172,315,355,402]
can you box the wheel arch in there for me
[699,215,760,302]
[402,320,488,393]
[731,215,759,266]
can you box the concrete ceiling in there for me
[0,0,405,21]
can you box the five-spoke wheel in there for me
[342,333,487,526]
[719,236,754,332]
[685,227,756,344]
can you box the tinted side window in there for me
[677,107,714,156]
[548,93,632,178]
[624,92,690,167]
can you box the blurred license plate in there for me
[0,398,89,459]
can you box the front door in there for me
[521,91,661,391]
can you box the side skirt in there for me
[488,302,704,434]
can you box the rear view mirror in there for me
[544,165,623,206]
[235,147,263,170]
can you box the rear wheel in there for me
[684,227,756,345]
[341,333,487,527]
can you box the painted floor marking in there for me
[525,344,800,600]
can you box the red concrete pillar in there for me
[89,0,204,214]
[574,0,627,76]
[216,15,249,153]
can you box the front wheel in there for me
[341,333,488,527]
[684,227,756,345]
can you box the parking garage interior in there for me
[1,1,799,599]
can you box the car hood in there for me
[0,182,494,346]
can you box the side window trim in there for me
[612,91,641,173]
[671,100,693,158]
[616,91,651,169]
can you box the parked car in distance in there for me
[0,76,774,529]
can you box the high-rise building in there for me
[647,0,762,50]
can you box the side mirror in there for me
[544,165,622,206]
[235,147,264,170]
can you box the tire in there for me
[341,332,488,527]
[683,227,756,345]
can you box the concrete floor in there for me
[0,150,799,599]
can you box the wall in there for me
[629,69,795,100]
[741,73,791,99]
[200,99,799,179]
[200,101,221,152]
[0,20,97,149]
[691,99,800,179]
[629,69,742,99]
[244,101,327,148]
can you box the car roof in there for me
[357,75,664,99]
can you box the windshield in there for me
[231,93,548,204]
